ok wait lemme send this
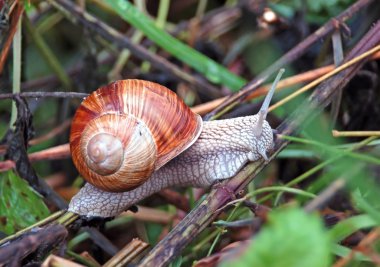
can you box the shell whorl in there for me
[70,80,203,192]
[86,132,124,176]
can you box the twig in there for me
[330,28,345,126]
[0,91,88,100]
[204,0,374,120]
[0,1,23,74]
[29,119,71,145]
[120,206,175,224]
[0,120,71,155]
[332,130,380,137]
[103,238,149,267]
[43,255,88,267]
[10,6,21,129]
[0,143,71,172]
[84,227,119,256]
[138,19,380,267]
[0,210,65,247]
[0,224,68,266]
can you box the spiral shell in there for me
[70,80,203,192]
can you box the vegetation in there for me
[0,0,379,266]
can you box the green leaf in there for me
[329,214,376,243]
[170,257,183,267]
[0,171,50,235]
[220,208,331,267]
[332,244,370,262]
[104,0,246,91]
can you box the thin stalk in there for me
[0,210,65,246]
[10,15,22,129]
[141,0,171,72]
[192,229,219,253]
[108,31,145,81]
[332,130,380,137]
[280,135,380,165]
[56,211,79,226]
[35,12,64,34]
[108,0,147,80]
[250,186,316,199]
[156,0,171,29]
[0,91,88,99]
[207,204,239,256]
[330,29,344,126]
[67,232,90,250]
[23,16,72,90]
[195,0,208,18]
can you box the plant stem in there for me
[23,16,73,90]
[10,15,22,129]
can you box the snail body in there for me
[68,79,275,217]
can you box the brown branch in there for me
[104,238,149,267]
[0,91,88,100]
[0,144,71,172]
[42,255,88,267]
[0,1,23,74]
[84,227,119,256]
[29,120,71,146]
[120,206,175,224]
[138,19,380,267]
[0,120,71,156]
[204,0,374,120]
[0,224,68,266]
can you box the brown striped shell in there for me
[70,80,203,192]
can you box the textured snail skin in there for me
[68,115,273,217]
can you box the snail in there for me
[68,79,276,217]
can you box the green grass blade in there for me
[281,135,380,165]
[329,214,376,242]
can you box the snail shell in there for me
[70,80,202,192]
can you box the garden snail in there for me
[69,79,276,217]
[69,80,202,192]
